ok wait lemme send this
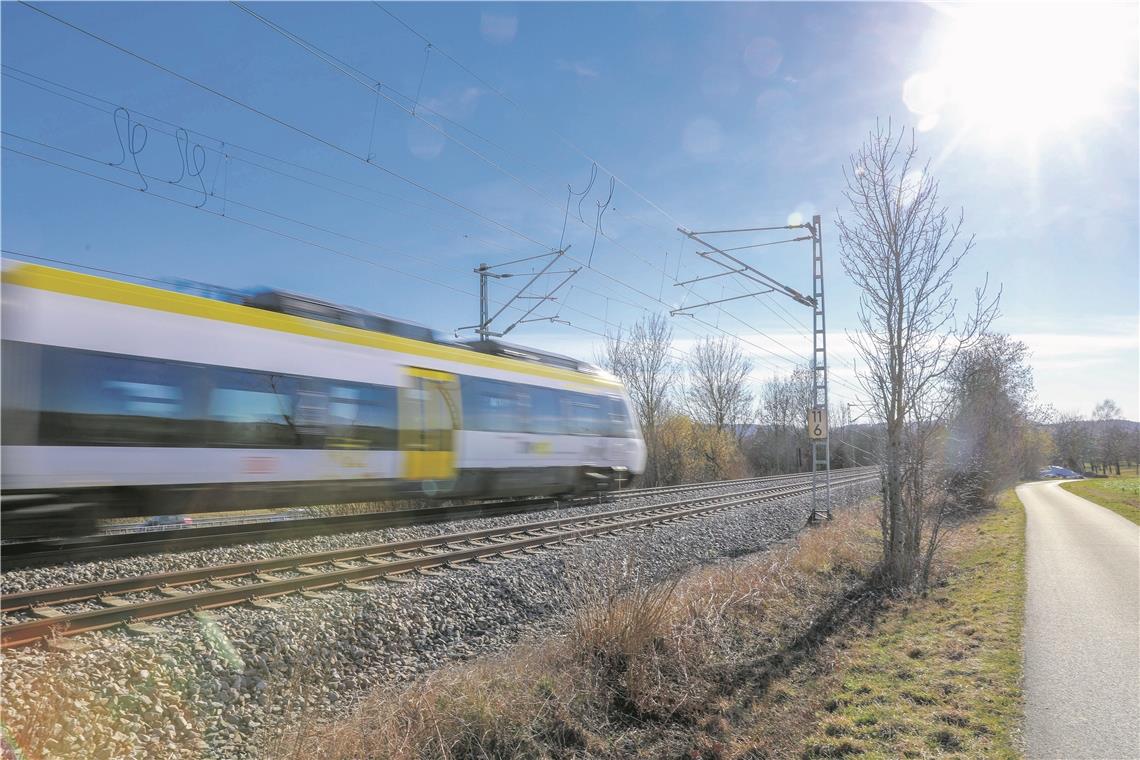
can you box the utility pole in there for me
[475,263,495,339]
[676,215,831,522]
[460,249,578,339]
[807,214,832,522]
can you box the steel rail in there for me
[1,471,865,612]
[1,469,843,570]
[1,472,875,648]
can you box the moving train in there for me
[1,263,646,538]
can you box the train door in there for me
[398,368,461,486]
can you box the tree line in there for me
[604,120,1136,592]
[1050,400,1138,476]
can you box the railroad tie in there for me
[299,590,331,599]
[30,606,64,619]
[381,573,415,584]
[125,623,163,637]
[98,595,131,608]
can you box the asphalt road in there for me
[1021,480,1140,760]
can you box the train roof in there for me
[2,262,619,388]
[459,338,604,375]
[242,289,440,344]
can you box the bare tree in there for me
[1052,411,1092,473]
[599,314,677,485]
[945,333,1041,504]
[684,336,754,441]
[837,121,999,589]
[752,365,814,473]
[1092,399,1126,475]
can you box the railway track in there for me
[0,470,875,649]
[1,469,841,569]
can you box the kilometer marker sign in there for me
[807,408,828,440]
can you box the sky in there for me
[2,1,1137,420]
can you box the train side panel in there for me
[2,265,646,532]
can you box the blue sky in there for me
[2,2,1137,419]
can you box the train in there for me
[1,262,646,538]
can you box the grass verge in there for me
[734,489,1026,759]
[1059,475,1140,525]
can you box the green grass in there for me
[789,491,1027,759]
[1060,475,1140,525]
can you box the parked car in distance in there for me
[1039,466,1083,479]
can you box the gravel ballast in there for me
[0,479,876,759]
[1,478,807,594]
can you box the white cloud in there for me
[480,13,517,44]
[556,59,601,79]
[1013,330,1138,363]
[421,86,484,121]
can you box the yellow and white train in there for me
[1,263,646,537]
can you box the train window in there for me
[460,377,525,433]
[23,344,403,450]
[206,368,301,448]
[38,346,203,446]
[605,397,635,438]
[565,392,605,436]
[325,382,397,450]
[528,387,563,434]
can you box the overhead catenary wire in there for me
[0,145,624,351]
[365,3,858,372]
[16,1,554,252]
[1,145,483,297]
[1,72,809,381]
[226,2,820,366]
[11,3,864,394]
[15,4,815,375]
[366,4,858,367]
[2,130,480,282]
[0,139,705,373]
[8,114,860,395]
[8,64,542,261]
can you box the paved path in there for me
[1021,480,1140,760]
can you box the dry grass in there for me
[731,489,1026,759]
[267,504,883,759]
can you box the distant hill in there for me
[1042,419,1140,434]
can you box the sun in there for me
[904,3,1136,141]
